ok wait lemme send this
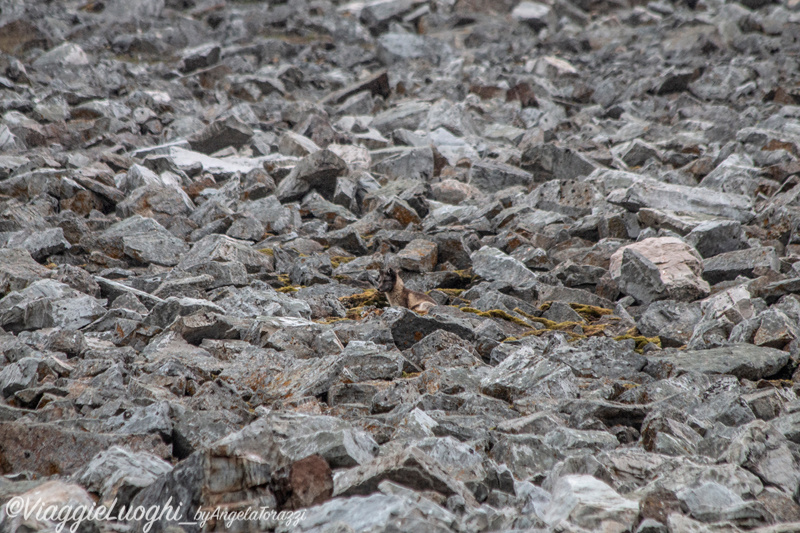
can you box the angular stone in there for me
[542,475,639,533]
[76,446,172,505]
[333,447,477,506]
[278,131,320,157]
[0,481,95,533]
[178,234,273,273]
[275,149,348,202]
[0,422,169,476]
[32,42,89,69]
[615,139,661,167]
[188,115,253,155]
[397,239,438,272]
[639,301,703,347]
[524,179,603,218]
[602,173,754,223]
[283,490,456,533]
[371,101,430,134]
[180,43,220,73]
[703,247,781,285]
[646,344,789,380]
[382,307,475,351]
[480,344,579,403]
[609,237,710,304]
[0,279,106,332]
[471,246,538,291]
[512,1,556,31]
[521,144,596,182]
[371,146,433,182]
[686,220,745,259]
[321,70,390,106]
[0,248,51,295]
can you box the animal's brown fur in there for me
[376,267,436,313]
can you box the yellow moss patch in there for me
[339,289,387,308]
[316,316,351,324]
[460,307,532,328]
[582,323,610,336]
[570,303,615,320]
[613,331,662,353]
[259,248,274,256]
[330,256,355,269]
[431,288,465,297]
[277,274,291,286]
[539,301,615,321]
[276,286,299,293]
[451,269,476,283]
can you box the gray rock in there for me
[521,144,597,182]
[542,475,639,532]
[281,490,456,533]
[639,300,703,347]
[333,446,477,506]
[397,239,438,272]
[512,1,557,31]
[469,159,533,194]
[178,234,273,273]
[646,344,789,380]
[609,237,710,304]
[686,220,745,258]
[276,149,349,202]
[615,139,661,167]
[188,116,254,155]
[371,101,430,134]
[75,446,172,506]
[180,43,220,73]
[32,42,89,69]
[480,343,579,402]
[601,173,754,223]
[0,248,51,295]
[376,33,446,65]
[0,357,41,398]
[471,246,539,291]
[703,247,781,285]
[382,307,475,351]
[723,420,800,497]
[0,279,106,332]
[2,227,70,261]
[371,146,433,181]
[95,215,189,267]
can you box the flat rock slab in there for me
[0,422,169,476]
[0,248,51,295]
[646,344,789,381]
[382,307,475,351]
[333,447,477,507]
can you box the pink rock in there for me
[609,237,710,304]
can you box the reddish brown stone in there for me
[0,422,170,476]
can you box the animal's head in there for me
[376,267,397,292]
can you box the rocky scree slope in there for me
[1,0,800,531]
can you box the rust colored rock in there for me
[0,422,169,476]
[273,454,334,510]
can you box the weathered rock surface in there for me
[2,0,800,531]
